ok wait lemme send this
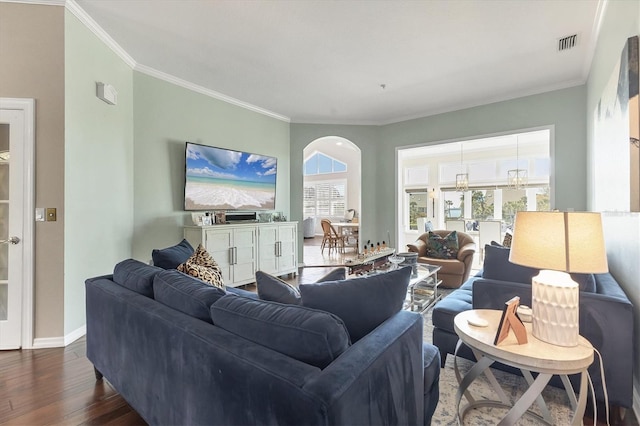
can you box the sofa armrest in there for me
[303,310,428,425]
[407,239,427,257]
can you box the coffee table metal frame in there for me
[453,309,594,426]
[405,264,441,313]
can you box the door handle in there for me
[1,236,20,245]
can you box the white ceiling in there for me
[73,0,603,125]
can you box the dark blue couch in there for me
[431,244,634,409]
[86,260,440,425]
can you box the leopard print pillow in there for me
[178,244,225,289]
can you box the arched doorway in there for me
[302,137,361,266]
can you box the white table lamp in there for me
[508,211,608,347]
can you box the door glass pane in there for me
[0,123,8,321]
[408,192,428,230]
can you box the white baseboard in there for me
[31,325,86,349]
[64,325,86,346]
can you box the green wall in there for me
[132,72,291,261]
[291,86,586,257]
[290,124,380,256]
[64,10,134,335]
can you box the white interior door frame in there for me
[0,98,35,349]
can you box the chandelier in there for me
[456,143,469,191]
[507,137,527,189]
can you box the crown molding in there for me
[67,0,288,122]
[0,0,65,6]
[134,64,290,123]
[64,0,136,68]
[61,0,289,122]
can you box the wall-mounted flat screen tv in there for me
[184,142,277,211]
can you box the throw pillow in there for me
[256,267,347,305]
[113,258,164,298]
[299,266,412,342]
[178,244,225,289]
[482,243,539,284]
[211,295,350,369]
[569,273,596,293]
[502,232,513,248]
[426,231,459,259]
[482,244,596,292]
[256,270,302,305]
[153,269,226,323]
[316,267,347,282]
[151,239,194,269]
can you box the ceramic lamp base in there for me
[531,270,579,347]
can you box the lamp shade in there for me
[509,211,608,274]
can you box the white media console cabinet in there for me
[184,222,298,287]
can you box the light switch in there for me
[46,208,57,221]
[35,208,45,222]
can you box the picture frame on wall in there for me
[594,35,640,212]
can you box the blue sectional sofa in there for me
[431,243,634,409]
[85,260,440,425]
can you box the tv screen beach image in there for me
[184,143,277,211]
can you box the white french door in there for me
[0,98,34,349]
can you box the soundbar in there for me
[224,211,257,222]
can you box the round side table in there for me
[453,309,594,426]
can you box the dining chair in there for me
[320,219,344,254]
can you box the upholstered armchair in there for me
[407,230,476,288]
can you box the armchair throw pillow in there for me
[426,231,459,259]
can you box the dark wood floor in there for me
[0,337,146,425]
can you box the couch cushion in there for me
[426,231,459,259]
[113,259,163,298]
[256,270,302,305]
[431,277,477,333]
[483,243,539,284]
[153,269,226,323]
[484,244,596,292]
[256,268,347,305]
[299,266,411,342]
[178,244,225,289]
[152,239,194,269]
[211,295,350,369]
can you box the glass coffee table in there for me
[405,264,442,313]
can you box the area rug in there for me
[423,294,575,425]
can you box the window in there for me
[304,152,347,176]
[304,181,346,219]
[442,185,550,228]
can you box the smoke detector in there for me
[557,34,578,52]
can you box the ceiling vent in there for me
[558,34,578,52]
